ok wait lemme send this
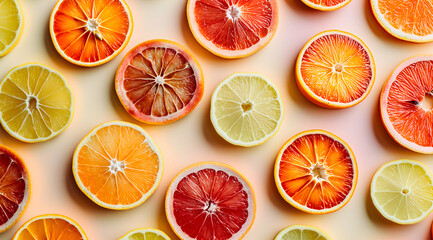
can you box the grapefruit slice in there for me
[119,228,171,240]
[115,39,204,124]
[0,0,23,57]
[274,130,358,214]
[187,0,278,58]
[49,0,133,66]
[165,162,255,240]
[301,0,351,11]
[274,225,331,240]
[73,121,163,210]
[0,145,30,233]
[380,56,433,154]
[296,30,375,109]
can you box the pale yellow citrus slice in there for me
[274,225,331,240]
[119,228,171,240]
[0,0,23,57]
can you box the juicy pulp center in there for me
[334,63,343,73]
[241,101,253,113]
[27,96,37,111]
[109,158,125,174]
[205,200,218,213]
[402,188,409,194]
[86,19,102,40]
[311,164,327,180]
[155,76,165,84]
[420,92,433,111]
[227,5,241,20]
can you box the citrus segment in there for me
[0,63,73,143]
[296,30,375,109]
[73,121,163,210]
[210,73,283,147]
[0,0,23,57]
[50,0,133,66]
[301,0,351,11]
[115,40,204,124]
[274,225,331,240]
[119,228,170,240]
[187,0,278,58]
[166,162,255,240]
[275,130,357,214]
[371,159,433,224]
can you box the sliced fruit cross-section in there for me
[300,0,351,11]
[119,228,171,240]
[0,0,23,57]
[274,225,331,240]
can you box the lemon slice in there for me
[0,0,23,57]
[210,73,283,147]
[119,228,170,240]
[0,63,74,142]
[371,159,433,224]
[274,225,331,240]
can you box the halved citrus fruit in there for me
[187,0,278,58]
[73,121,163,210]
[115,39,204,125]
[119,228,171,240]
[210,73,283,147]
[12,214,87,239]
[0,0,23,57]
[371,0,433,42]
[49,0,133,66]
[274,225,331,240]
[380,56,433,154]
[300,0,351,11]
[275,130,357,214]
[0,145,30,233]
[371,159,433,224]
[165,162,255,240]
[0,63,74,143]
[296,30,375,109]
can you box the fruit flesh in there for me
[306,0,346,7]
[15,217,85,240]
[127,232,168,240]
[0,0,21,55]
[277,228,328,240]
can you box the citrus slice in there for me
[165,162,255,240]
[119,228,170,240]
[371,0,433,42]
[371,159,433,224]
[274,225,331,240]
[115,39,204,124]
[210,73,283,147]
[0,145,30,233]
[0,0,23,57]
[300,0,351,11]
[296,30,375,109]
[0,63,74,143]
[73,121,163,210]
[187,0,278,58]
[274,130,357,214]
[380,56,433,154]
[49,0,133,66]
[12,214,87,239]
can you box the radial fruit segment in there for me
[187,0,278,58]
[296,30,375,109]
[301,0,351,11]
[275,130,357,214]
[166,162,255,240]
[0,0,23,57]
[119,228,171,240]
[73,121,163,210]
[115,39,204,124]
[274,225,331,240]
[50,0,132,66]
[0,63,73,143]
[371,160,433,224]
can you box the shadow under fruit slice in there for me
[274,225,331,240]
[274,130,357,214]
[115,39,204,124]
[0,0,23,57]
[0,145,29,233]
[165,162,255,240]
[73,121,163,210]
[118,228,171,240]
[50,0,133,67]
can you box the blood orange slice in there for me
[0,145,30,233]
[274,130,357,214]
[49,0,133,67]
[115,39,204,124]
[300,0,352,11]
[187,0,279,58]
[380,56,433,154]
[165,162,255,240]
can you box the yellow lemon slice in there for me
[0,0,23,57]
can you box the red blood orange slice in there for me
[115,39,204,124]
[187,0,279,58]
[165,162,255,240]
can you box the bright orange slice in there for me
[115,39,204,124]
[274,130,358,214]
[187,0,279,58]
[296,30,375,109]
[301,0,351,11]
[0,145,29,233]
[49,0,133,67]
[380,56,433,154]
[73,121,163,210]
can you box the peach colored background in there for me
[1,0,433,239]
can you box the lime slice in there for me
[274,225,331,240]
[119,228,170,240]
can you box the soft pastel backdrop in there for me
[1,0,433,239]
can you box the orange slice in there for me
[296,30,375,109]
[301,0,351,11]
[380,56,433,154]
[49,0,133,67]
[187,0,279,58]
[73,121,163,210]
[274,130,358,214]
[165,162,255,240]
[0,145,30,233]
[115,39,204,124]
